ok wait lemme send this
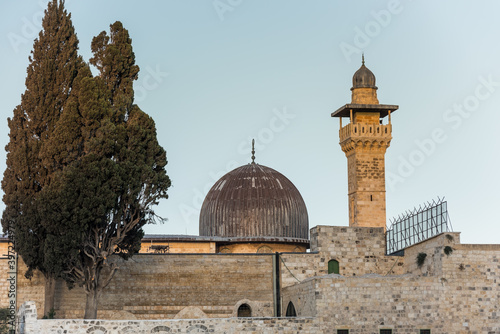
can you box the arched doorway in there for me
[237,303,252,317]
[328,259,339,274]
[285,301,296,317]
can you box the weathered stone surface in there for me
[4,229,500,333]
[17,302,318,334]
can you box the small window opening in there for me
[285,301,296,317]
[328,259,340,274]
[420,330,431,334]
[337,330,349,334]
[370,194,373,201]
[237,303,251,317]
[380,330,393,334]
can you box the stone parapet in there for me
[339,122,392,144]
[17,301,317,334]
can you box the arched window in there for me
[328,259,339,274]
[237,303,251,317]
[285,301,297,317]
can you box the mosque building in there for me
[1,58,499,333]
[135,143,310,255]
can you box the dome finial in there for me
[251,139,255,163]
[362,53,365,65]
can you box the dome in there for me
[199,162,309,240]
[351,56,377,90]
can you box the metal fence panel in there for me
[386,198,452,255]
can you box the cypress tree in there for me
[81,21,170,319]
[1,0,84,317]
[39,21,171,319]
[3,3,170,319]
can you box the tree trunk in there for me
[84,288,100,319]
[44,275,56,318]
[82,257,117,319]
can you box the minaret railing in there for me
[339,123,392,142]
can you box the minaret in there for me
[331,56,398,229]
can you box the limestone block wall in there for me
[138,241,216,254]
[0,265,9,308]
[282,231,500,333]
[0,241,46,311]
[281,278,316,317]
[14,253,275,320]
[16,259,45,316]
[2,251,321,316]
[0,241,11,308]
[346,151,388,229]
[283,273,500,333]
[18,301,318,334]
[444,244,500,281]
[403,232,500,283]
[310,225,404,276]
[351,87,379,104]
[279,253,324,288]
[219,243,306,254]
[403,232,461,276]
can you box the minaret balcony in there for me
[339,122,392,143]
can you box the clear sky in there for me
[1,1,499,244]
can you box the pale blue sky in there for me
[1,1,499,244]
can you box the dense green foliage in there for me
[1,0,85,316]
[2,1,170,319]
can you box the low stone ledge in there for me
[17,301,316,334]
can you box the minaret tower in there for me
[331,56,398,229]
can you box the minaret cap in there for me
[350,54,379,104]
[351,54,378,91]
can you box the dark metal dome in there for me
[351,56,377,90]
[199,163,309,240]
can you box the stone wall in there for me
[282,231,500,333]
[17,301,318,334]
[403,231,461,275]
[279,253,323,288]
[16,260,45,318]
[282,272,500,333]
[280,225,404,289]
[0,240,11,308]
[12,253,276,320]
[219,243,305,254]
[281,278,316,317]
[4,226,500,333]
[310,225,404,276]
[1,225,402,318]
[138,241,216,254]
[403,231,500,280]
